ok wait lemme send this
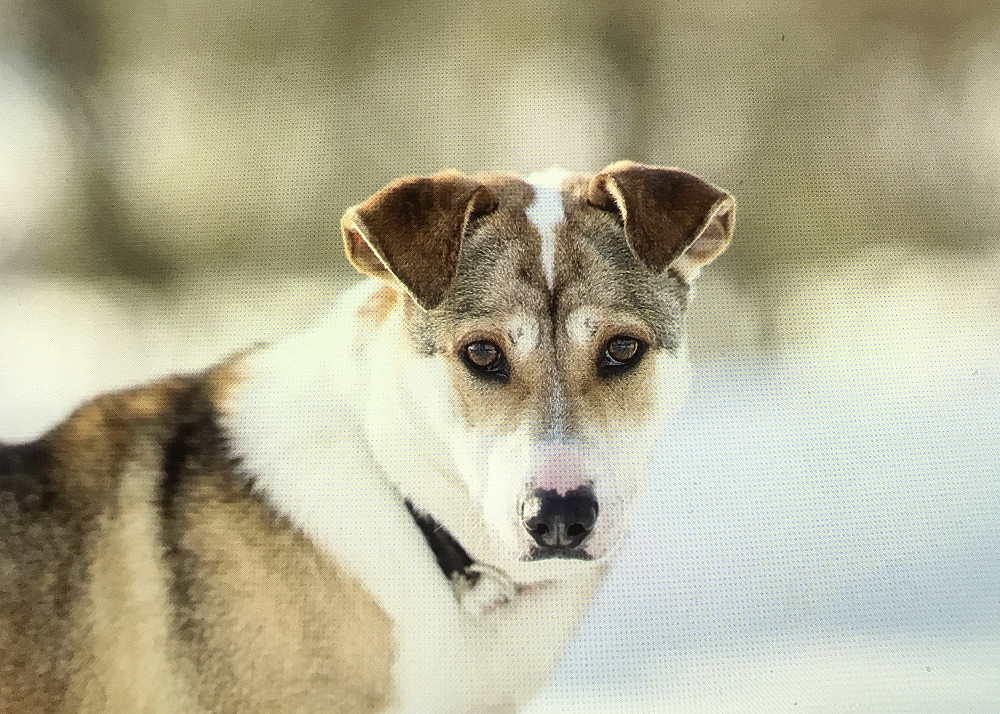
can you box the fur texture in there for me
[0,162,734,712]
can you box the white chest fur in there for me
[223,281,602,712]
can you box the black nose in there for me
[520,487,598,550]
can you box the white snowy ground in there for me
[2,269,998,713]
[527,259,1000,712]
[528,357,1000,713]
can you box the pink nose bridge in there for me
[531,443,590,496]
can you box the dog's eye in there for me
[466,341,499,367]
[597,335,646,377]
[461,341,510,382]
[607,337,638,362]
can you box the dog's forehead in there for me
[524,167,574,290]
[454,170,629,302]
[416,170,687,353]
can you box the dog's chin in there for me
[498,541,609,583]
[516,553,603,582]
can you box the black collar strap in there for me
[404,499,519,612]
[404,499,476,583]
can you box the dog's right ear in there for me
[341,172,498,310]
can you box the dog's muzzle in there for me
[520,486,598,559]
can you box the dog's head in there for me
[342,162,734,575]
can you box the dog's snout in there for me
[520,487,598,550]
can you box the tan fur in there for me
[69,439,200,713]
[1,162,733,713]
[358,284,400,327]
[0,372,394,713]
[560,314,660,427]
[178,479,394,712]
[443,323,539,431]
[204,357,248,413]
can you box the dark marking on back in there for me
[0,441,54,511]
[159,387,202,516]
[158,381,230,645]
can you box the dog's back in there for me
[1,437,78,712]
[0,370,394,713]
[0,375,213,712]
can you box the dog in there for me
[0,161,734,713]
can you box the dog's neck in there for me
[354,303,525,573]
[404,499,536,615]
[227,280,600,607]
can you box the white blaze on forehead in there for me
[526,167,572,289]
[565,305,602,346]
[506,313,539,354]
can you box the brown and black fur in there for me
[397,173,695,437]
[2,161,733,713]
[0,363,394,713]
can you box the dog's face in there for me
[343,162,733,574]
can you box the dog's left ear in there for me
[588,161,735,280]
[342,171,498,310]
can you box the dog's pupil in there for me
[467,342,498,367]
[609,338,637,362]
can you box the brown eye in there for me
[466,342,499,368]
[461,341,510,382]
[607,337,638,363]
[598,335,646,378]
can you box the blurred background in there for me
[2,0,998,710]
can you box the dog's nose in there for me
[520,487,598,550]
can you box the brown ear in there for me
[587,161,735,279]
[342,171,497,310]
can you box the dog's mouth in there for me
[521,546,595,562]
